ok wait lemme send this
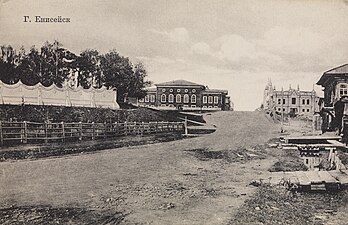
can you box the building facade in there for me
[316,64,348,136]
[263,80,319,117]
[137,80,232,111]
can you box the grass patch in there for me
[230,185,348,225]
[0,205,125,225]
[269,149,308,172]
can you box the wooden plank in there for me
[286,135,341,140]
[318,171,339,184]
[269,171,284,185]
[289,175,300,186]
[305,171,323,184]
[295,171,311,186]
[328,171,348,185]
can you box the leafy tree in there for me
[16,46,41,85]
[0,42,151,103]
[0,45,20,84]
[126,62,151,98]
[77,49,100,88]
[100,50,134,102]
[39,40,76,87]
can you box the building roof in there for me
[203,89,228,94]
[155,80,204,87]
[317,64,348,86]
[145,86,157,92]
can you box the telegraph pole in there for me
[281,87,284,133]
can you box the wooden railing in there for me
[0,121,184,145]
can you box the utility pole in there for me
[281,87,284,133]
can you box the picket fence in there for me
[0,121,184,145]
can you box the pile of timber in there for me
[261,170,348,192]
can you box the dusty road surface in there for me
[0,111,280,225]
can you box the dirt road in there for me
[0,111,280,225]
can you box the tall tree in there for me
[0,45,20,84]
[127,62,151,98]
[16,46,42,85]
[39,40,76,87]
[100,49,134,102]
[77,49,100,88]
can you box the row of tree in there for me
[0,41,151,102]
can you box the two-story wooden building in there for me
[317,64,348,137]
[137,80,232,111]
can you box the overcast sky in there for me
[1,0,348,110]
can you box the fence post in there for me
[125,122,128,135]
[115,122,118,136]
[44,122,48,143]
[184,116,188,135]
[92,122,95,140]
[61,122,65,143]
[104,122,107,139]
[141,122,145,136]
[79,122,83,141]
[0,121,3,146]
[23,121,28,144]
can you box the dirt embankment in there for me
[0,104,180,123]
[0,132,183,162]
[230,185,348,225]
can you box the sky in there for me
[1,0,348,110]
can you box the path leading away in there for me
[0,111,280,225]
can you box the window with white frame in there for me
[139,98,144,103]
[340,84,348,97]
[307,99,310,105]
[203,96,207,103]
[208,96,213,104]
[150,95,155,102]
[144,95,149,102]
[191,94,196,103]
[184,94,189,103]
[214,96,219,104]
[161,94,166,102]
[168,94,174,103]
[176,94,181,103]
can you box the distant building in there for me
[316,63,348,135]
[137,80,232,111]
[263,80,320,117]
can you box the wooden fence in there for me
[0,121,184,145]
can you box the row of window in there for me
[139,95,156,103]
[277,108,311,112]
[162,88,196,93]
[203,96,219,104]
[140,94,220,104]
[161,94,196,103]
[159,94,220,104]
[159,104,220,109]
[277,98,311,105]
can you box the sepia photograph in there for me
[1,0,348,224]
